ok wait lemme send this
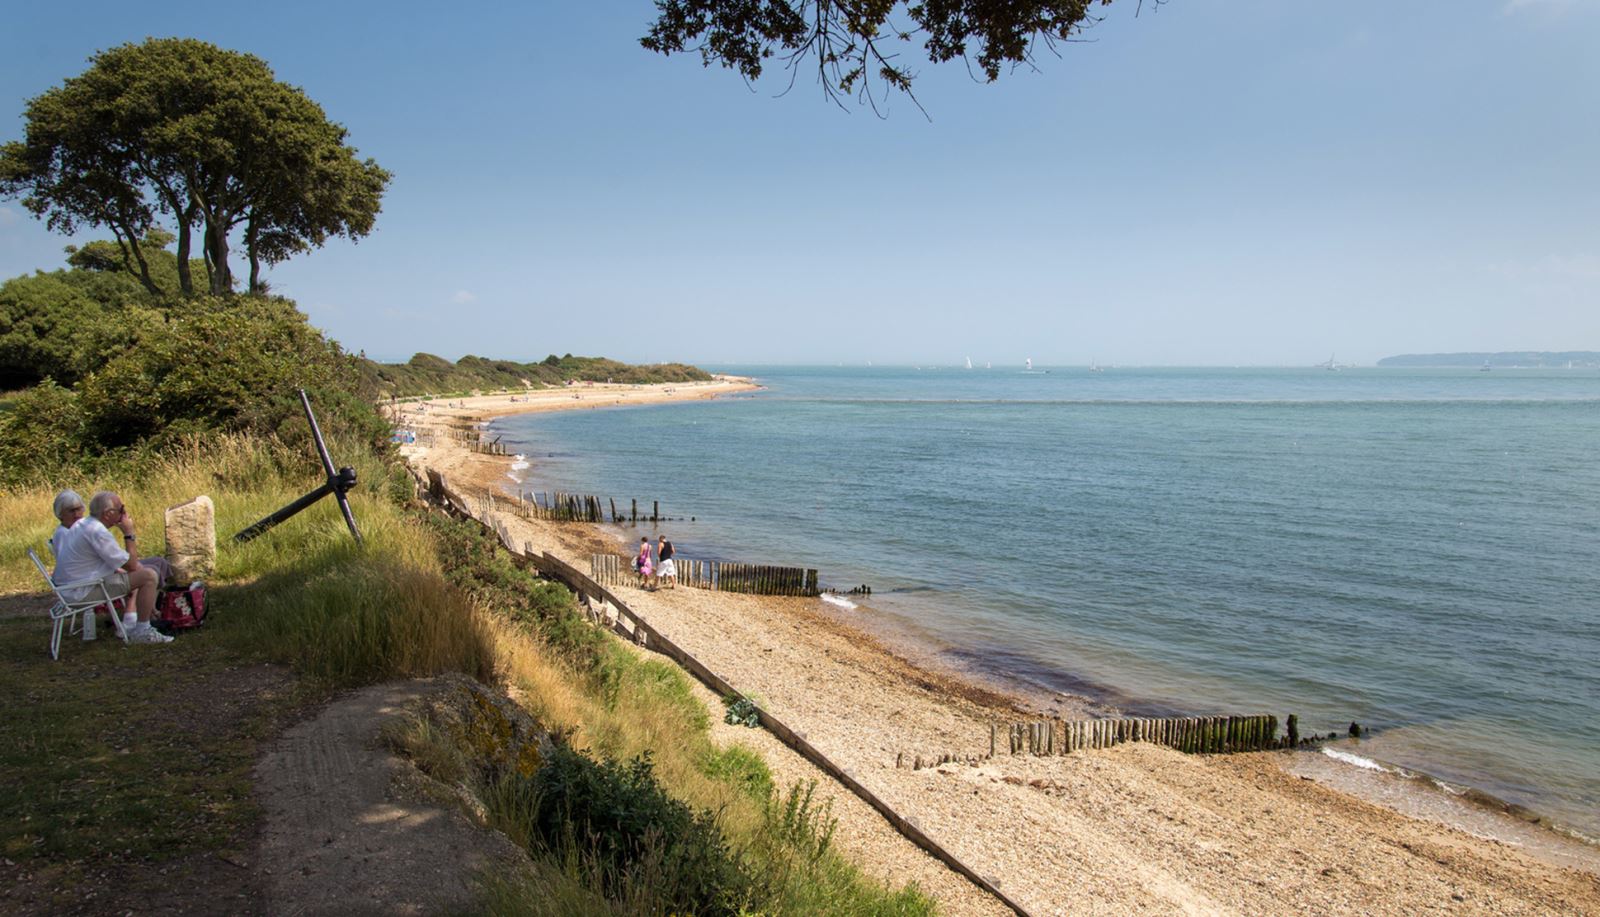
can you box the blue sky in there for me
[2,1,1597,366]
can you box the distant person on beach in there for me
[52,491,172,644]
[656,535,676,589]
[635,537,654,589]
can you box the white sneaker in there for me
[129,623,174,644]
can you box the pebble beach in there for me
[395,380,1600,916]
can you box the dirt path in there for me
[251,680,526,916]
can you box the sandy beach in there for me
[400,382,1600,916]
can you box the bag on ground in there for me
[153,582,208,632]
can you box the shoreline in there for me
[399,381,1600,914]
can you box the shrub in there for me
[511,744,754,916]
[0,379,85,486]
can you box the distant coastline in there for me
[1378,350,1600,368]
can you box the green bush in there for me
[0,379,84,485]
[512,744,754,916]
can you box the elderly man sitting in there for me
[53,490,173,645]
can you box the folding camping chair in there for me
[28,548,131,659]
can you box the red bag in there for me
[153,582,208,631]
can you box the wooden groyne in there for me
[991,714,1285,758]
[437,427,508,455]
[506,491,685,525]
[591,554,820,597]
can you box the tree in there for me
[0,38,391,297]
[641,0,1134,111]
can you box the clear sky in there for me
[2,1,1597,367]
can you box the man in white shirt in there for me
[53,490,172,644]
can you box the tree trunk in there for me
[203,220,233,295]
[245,216,262,295]
[175,203,197,296]
[109,221,162,296]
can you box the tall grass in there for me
[0,433,494,688]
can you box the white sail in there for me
[966,356,973,370]
[1025,357,1033,371]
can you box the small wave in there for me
[1322,747,1389,772]
[510,460,530,471]
[820,593,858,610]
[506,473,522,483]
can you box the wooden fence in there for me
[989,714,1284,759]
[591,554,820,596]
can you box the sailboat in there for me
[1022,358,1048,374]
[1322,353,1341,371]
[1089,360,1104,373]
[966,356,973,370]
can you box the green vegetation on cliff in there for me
[0,239,711,487]
[360,352,712,399]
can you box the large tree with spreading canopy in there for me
[641,0,1135,111]
[0,38,390,297]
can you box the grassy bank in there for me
[0,439,935,915]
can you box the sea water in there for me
[493,366,1600,844]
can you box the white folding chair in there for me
[28,548,131,659]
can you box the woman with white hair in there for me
[49,489,86,557]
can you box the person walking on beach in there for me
[635,537,654,590]
[656,535,677,590]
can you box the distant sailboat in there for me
[1322,353,1341,371]
[1089,360,1104,373]
[1479,360,1492,372]
[966,356,973,370]
[1026,357,1032,371]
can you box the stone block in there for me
[165,495,216,582]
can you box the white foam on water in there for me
[820,593,858,610]
[510,460,530,471]
[1322,747,1389,772]
[506,473,522,483]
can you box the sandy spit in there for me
[400,381,1600,917]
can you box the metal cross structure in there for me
[233,389,363,544]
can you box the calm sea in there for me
[493,366,1600,844]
